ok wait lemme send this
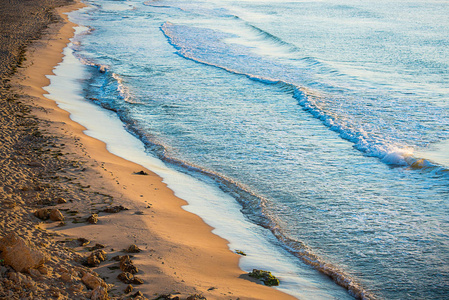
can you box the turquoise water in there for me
[70,0,449,298]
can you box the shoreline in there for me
[3,0,297,299]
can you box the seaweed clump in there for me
[235,250,246,256]
[248,269,280,286]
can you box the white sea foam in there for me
[112,72,132,103]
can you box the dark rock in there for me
[124,284,133,294]
[86,250,107,267]
[132,291,144,298]
[102,205,128,213]
[134,171,148,175]
[132,276,144,285]
[248,269,280,286]
[57,197,67,204]
[117,272,133,284]
[117,271,143,285]
[87,214,98,224]
[86,255,100,267]
[78,238,90,246]
[96,250,107,261]
[49,209,64,221]
[235,250,246,256]
[34,208,50,220]
[120,255,138,274]
[125,244,141,253]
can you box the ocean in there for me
[50,0,449,298]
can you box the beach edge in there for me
[3,0,297,299]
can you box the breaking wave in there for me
[161,21,449,175]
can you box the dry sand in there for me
[0,0,297,299]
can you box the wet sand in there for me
[0,0,296,299]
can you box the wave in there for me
[73,51,138,105]
[71,48,109,73]
[225,16,300,58]
[245,23,298,52]
[111,73,133,103]
[294,88,449,175]
[161,22,448,175]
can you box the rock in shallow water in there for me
[248,269,280,286]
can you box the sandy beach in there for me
[0,0,296,299]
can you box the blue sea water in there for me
[66,0,449,298]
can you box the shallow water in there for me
[67,0,449,299]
